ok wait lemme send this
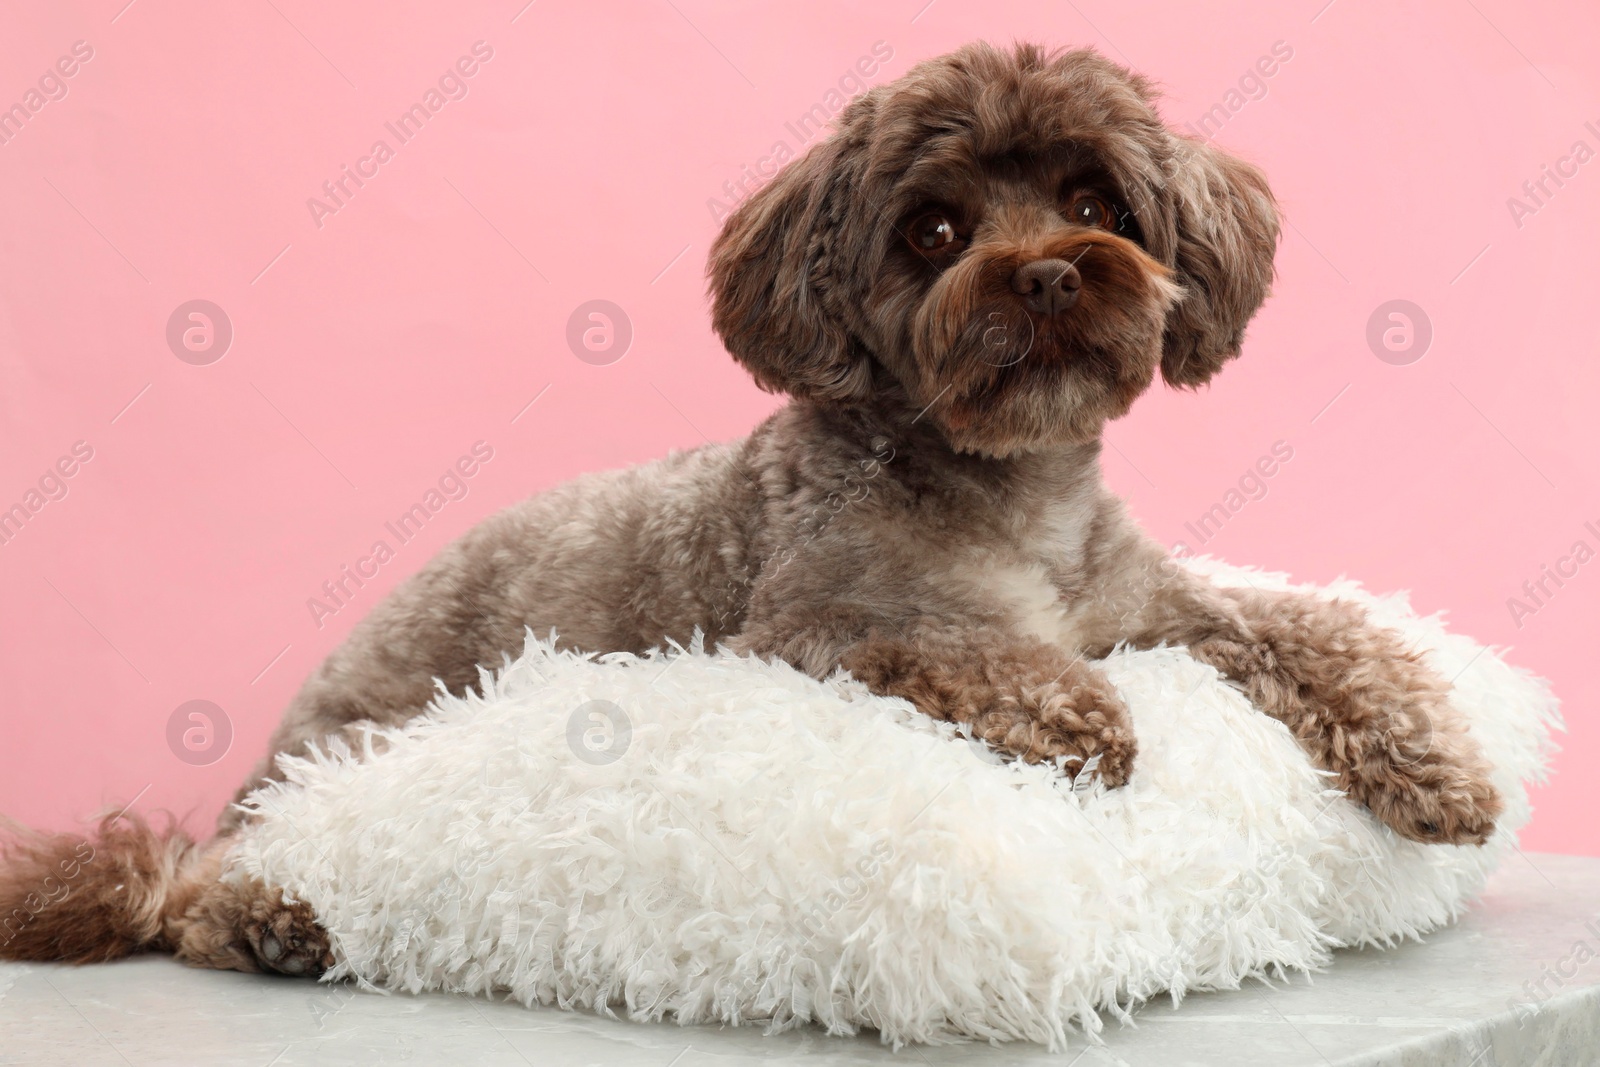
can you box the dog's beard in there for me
[909,234,1180,457]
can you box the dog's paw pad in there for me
[246,897,334,977]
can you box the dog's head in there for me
[709,43,1279,457]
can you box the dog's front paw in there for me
[1049,714,1138,789]
[1352,697,1503,846]
[1362,758,1502,846]
[1017,670,1137,788]
[1318,650,1504,846]
[1191,595,1504,846]
[838,632,1137,789]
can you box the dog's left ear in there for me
[1157,139,1280,387]
[707,138,874,403]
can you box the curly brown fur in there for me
[838,626,1136,785]
[1186,591,1502,845]
[708,43,1276,453]
[4,41,1499,976]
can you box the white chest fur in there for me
[948,496,1097,648]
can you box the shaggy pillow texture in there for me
[229,560,1561,1050]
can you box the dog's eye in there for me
[906,212,967,262]
[1066,193,1117,230]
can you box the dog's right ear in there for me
[708,140,874,402]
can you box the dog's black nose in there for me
[1010,258,1081,316]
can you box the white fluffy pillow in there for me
[229,561,1560,1050]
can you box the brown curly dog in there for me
[1,41,1500,980]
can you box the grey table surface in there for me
[2,852,1597,1066]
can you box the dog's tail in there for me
[0,811,210,963]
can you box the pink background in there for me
[1,1,1596,852]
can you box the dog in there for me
[0,41,1501,979]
